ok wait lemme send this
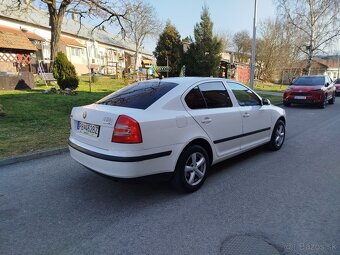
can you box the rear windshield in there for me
[96,81,178,109]
[292,76,325,86]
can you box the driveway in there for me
[1,102,339,255]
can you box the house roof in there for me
[25,31,45,41]
[315,58,339,68]
[0,29,37,51]
[60,36,85,48]
[0,1,152,56]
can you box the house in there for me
[0,2,153,77]
[281,57,340,84]
[0,25,37,89]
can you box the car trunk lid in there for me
[70,104,143,150]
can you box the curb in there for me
[0,147,69,167]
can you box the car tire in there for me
[319,94,327,108]
[328,92,335,104]
[172,145,210,192]
[267,120,285,151]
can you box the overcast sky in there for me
[143,0,277,52]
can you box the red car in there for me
[335,78,340,96]
[283,75,336,108]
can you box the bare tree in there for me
[216,30,233,52]
[232,30,251,63]
[277,0,340,74]
[1,0,129,69]
[123,0,160,74]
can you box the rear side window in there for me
[185,86,206,109]
[228,82,261,106]
[185,82,233,109]
[96,81,178,109]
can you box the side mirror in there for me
[325,82,330,87]
[262,98,271,105]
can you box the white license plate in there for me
[294,96,306,100]
[77,121,100,137]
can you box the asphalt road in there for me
[1,101,340,255]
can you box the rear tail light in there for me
[112,115,142,143]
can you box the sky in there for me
[142,0,277,53]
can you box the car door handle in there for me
[201,117,212,124]
[243,113,250,118]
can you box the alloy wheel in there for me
[275,124,285,147]
[184,152,206,186]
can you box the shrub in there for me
[52,52,79,90]
[91,74,99,83]
[59,77,79,90]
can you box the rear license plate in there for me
[294,96,306,100]
[77,121,100,137]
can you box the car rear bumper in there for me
[68,138,179,178]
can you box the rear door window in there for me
[96,81,178,109]
[199,82,233,108]
[185,82,233,109]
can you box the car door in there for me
[184,81,243,158]
[227,82,272,151]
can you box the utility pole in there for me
[250,0,258,89]
[166,53,169,78]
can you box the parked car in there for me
[334,78,340,96]
[283,75,336,108]
[69,77,286,192]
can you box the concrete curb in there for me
[0,147,69,167]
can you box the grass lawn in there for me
[248,80,288,93]
[0,76,125,159]
[257,93,283,105]
[0,76,283,159]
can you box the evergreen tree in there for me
[185,6,222,77]
[52,52,79,90]
[153,21,183,77]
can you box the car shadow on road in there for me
[285,104,327,110]
[207,146,267,179]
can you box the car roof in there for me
[148,76,237,88]
[298,75,326,78]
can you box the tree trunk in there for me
[47,1,68,72]
[50,16,63,71]
[134,45,140,81]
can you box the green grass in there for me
[247,80,288,93]
[0,76,125,159]
[257,93,282,105]
[0,76,283,158]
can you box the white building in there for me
[0,3,153,76]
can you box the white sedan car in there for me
[69,77,286,192]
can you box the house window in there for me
[70,47,83,57]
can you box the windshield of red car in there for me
[292,77,325,86]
